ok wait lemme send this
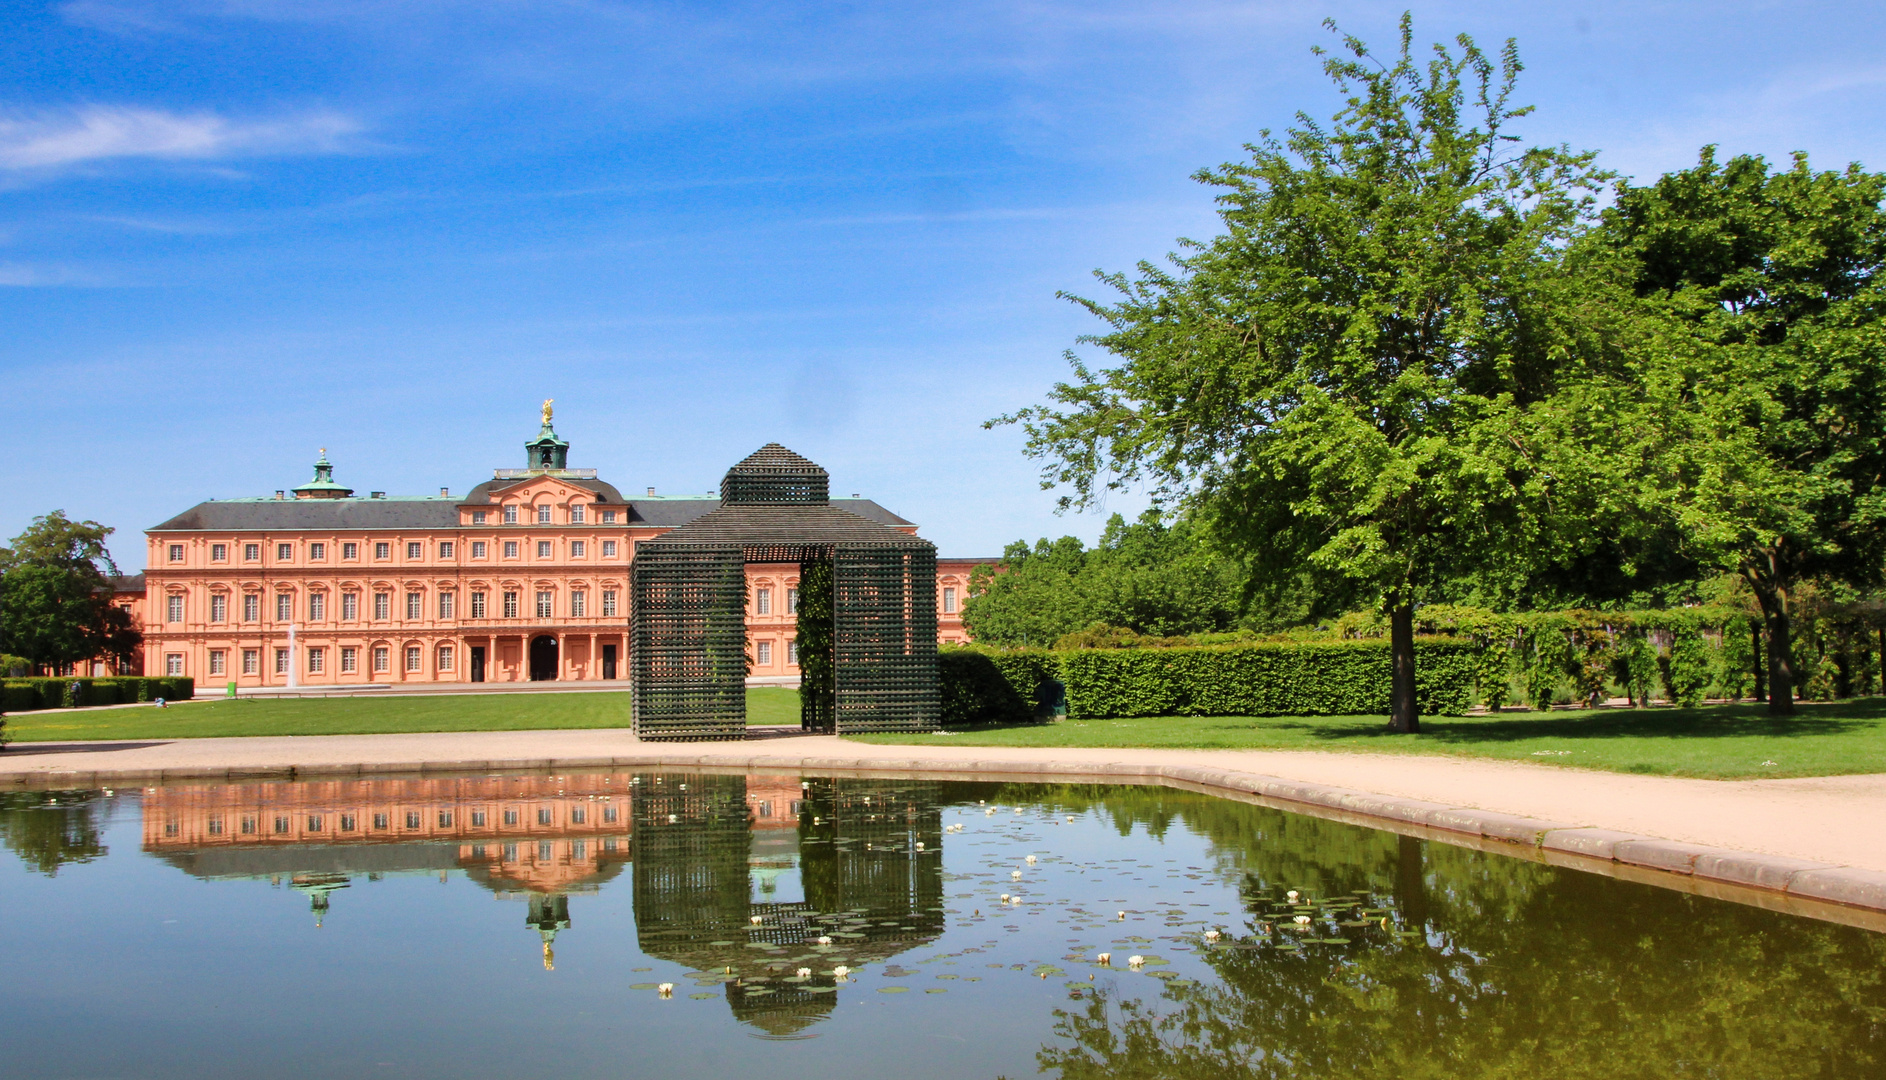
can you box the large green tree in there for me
[1590,148,1886,713]
[997,18,1605,730]
[0,511,131,673]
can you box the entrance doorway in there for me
[602,644,617,680]
[470,646,485,683]
[529,636,559,681]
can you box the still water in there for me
[1,772,1882,1079]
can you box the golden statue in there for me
[542,399,554,426]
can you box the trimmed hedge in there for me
[937,639,1478,724]
[0,676,193,711]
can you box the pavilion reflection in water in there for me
[139,771,947,1035]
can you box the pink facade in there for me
[136,426,981,687]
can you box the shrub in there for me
[1665,630,1713,708]
[1057,638,1477,719]
[160,677,195,700]
[938,647,1062,726]
[2,683,41,711]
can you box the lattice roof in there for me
[720,443,830,505]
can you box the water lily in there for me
[1127,955,1144,968]
[797,967,812,978]
[915,842,925,851]
[1096,952,1110,965]
[833,965,851,979]
[816,935,833,945]
[1286,890,1300,902]
[1204,930,1221,942]
[1117,911,1126,920]
[667,814,678,824]
[657,983,674,997]
[1011,870,1023,879]
[1025,855,1037,864]
[1293,915,1311,926]
[750,915,763,925]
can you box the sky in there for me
[2,0,1884,568]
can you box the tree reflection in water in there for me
[1028,785,1886,1079]
[0,790,108,875]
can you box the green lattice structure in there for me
[631,445,939,740]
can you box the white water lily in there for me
[1096,952,1110,965]
[833,965,851,979]
[1117,911,1127,920]
[1127,955,1144,968]
[750,915,763,925]
[915,842,925,851]
[1011,870,1023,879]
[816,935,833,945]
[1293,915,1312,926]
[797,967,812,978]
[985,808,996,816]
[1204,930,1221,942]
[1066,816,1075,823]
[667,814,678,824]
[1025,855,1037,864]
[1286,890,1300,902]
[657,983,674,997]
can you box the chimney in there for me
[274,490,285,499]
[647,487,656,496]
[371,491,385,499]
[851,493,860,499]
[440,487,450,498]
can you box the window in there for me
[276,593,292,621]
[241,816,257,835]
[168,543,184,562]
[406,592,422,619]
[787,640,799,665]
[211,543,227,562]
[407,542,422,560]
[472,510,487,525]
[166,596,183,623]
[209,650,226,675]
[471,591,487,618]
[756,588,772,615]
[373,646,389,672]
[503,809,519,826]
[571,540,586,557]
[536,591,552,618]
[243,594,259,622]
[341,647,358,673]
[503,843,518,862]
[340,815,356,832]
[472,541,487,559]
[571,590,586,617]
[601,509,617,523]
[603,806,618,824]
[343,542,358,560]
[208,817,223,835]
[503,541,518,559]
[438,592,455,619]
[471,811,487,827]
[307,647,324,674]
[406,645,422,672]
[342,592,358,621]
[274,816,289,835]
[438,645,454,671]
[244,543,260,561]
[210,595,227,623]
[277,543,293,561]
[439,542,454,559]
[309,593,326,621]
[536,540,552,559]
[572,840,587,860]
[308,815,324,832]
[310,542,326,560]
[537,808,553,825]
[374,593,390,619]
[503,505,518,524]
[373,813,388,830]
[503,591,519,618]
[405,811,421,829]
[787,587,799,614]
[757,640,772,666]
[571,504,586,523]
[274,648,289,674]
[602,590,617,617]
[602,540,617,557]
[241,649,259,675]
[537,504,552,524]
[943,587,957,614]
[375,542,391,560]
[438,811,453,828]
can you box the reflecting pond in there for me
[1,772,1883,1078]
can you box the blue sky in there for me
[2,1,1883,567]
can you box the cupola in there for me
[292,450,354,499]
[525,399,571,472]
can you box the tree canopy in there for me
[0,511,135,674]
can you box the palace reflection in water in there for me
[138,772,944,1036]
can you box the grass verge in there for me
[844,698,1886,780]
[3,687,802,742]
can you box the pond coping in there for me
[5,740,1885,933]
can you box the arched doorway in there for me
[529,635,559,681]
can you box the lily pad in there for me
[629,982,659,990]
[689,992,717,1000]
[924,988,948,994]
[878,986,910,994]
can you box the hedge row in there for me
[1,676,195,711]
[937,639,1478,725]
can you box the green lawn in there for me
[847,698,1886,780]
[2,687,803,742]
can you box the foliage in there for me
[963,512,1250,646]
[796,556,834,730]
[0,791,108,875]
[1583,147,1886,712]
[0,511,135,672]
[938,647,1060,726]
[1,676,190,710]
[995,18,1609,730]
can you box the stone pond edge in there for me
[6,749,1886,922]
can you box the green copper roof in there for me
[292,450,355,497]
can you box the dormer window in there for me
[503,505,518,524]
[571,504,586,523]
[601,510,617,523]
[472,510,487,525]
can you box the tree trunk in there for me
[1388,600,1419,733]
[1752,587,1796,716]
[1752,623,1766,702]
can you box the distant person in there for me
[155,697,168,709]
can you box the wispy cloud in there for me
[0,261,114,286]
[0,106,364,172]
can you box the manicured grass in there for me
[846,698,1886,780]
[2,687,803,742]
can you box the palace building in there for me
[135,409,982,686]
